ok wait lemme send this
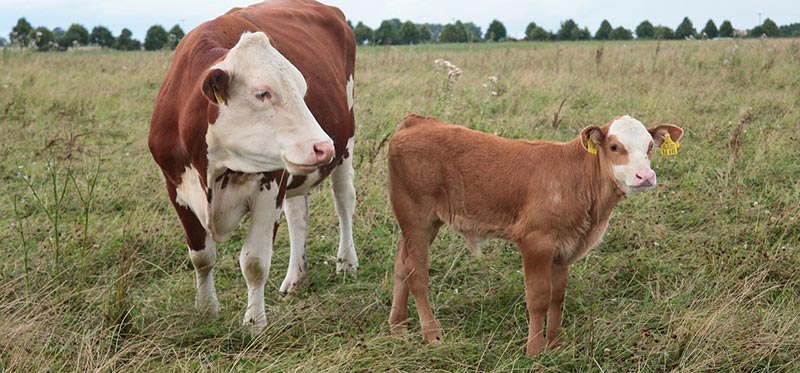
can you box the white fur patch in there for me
[608,115,656,194]
[175,165,209,230]
[346,75,354,111]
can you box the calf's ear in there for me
[202,68,231,106]
[648,124,684,146]
[580,125,604,153]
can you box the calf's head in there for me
[581,115,684,194]
[202,32,334,175]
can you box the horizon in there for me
[1,0,798,42]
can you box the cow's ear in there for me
[580,125,604,154]
[202,68,231,106]
[648,124,684,146]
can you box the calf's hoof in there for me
[526,338,547,356]
[423,329,444,345]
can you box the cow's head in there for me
[202,32,334,176]
[581,115,684,194]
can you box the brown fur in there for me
[387,114,681,355]
[148,0,355,252]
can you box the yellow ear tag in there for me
[587,138,598,154]
[213,87,224,105]
[660,133,680,156]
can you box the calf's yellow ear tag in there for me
[660,134,680,156]
[587,138,598,154]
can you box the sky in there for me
[1,0,798,42]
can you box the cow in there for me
[148,0,358,329]
[387,114,684,355]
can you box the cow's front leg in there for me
[240,188,283,330]
[279,195,309,296]
[330,137,358,274]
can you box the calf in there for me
[148,0,357,329]
[387,114,683,354]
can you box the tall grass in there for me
[0,40,798,371]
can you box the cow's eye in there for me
[255,90,272,101]
[610,144,618,152]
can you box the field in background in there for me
[1,39,799,371]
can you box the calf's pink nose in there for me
[313,141,335,165]
[634,169,656,186]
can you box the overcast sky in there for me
[1,0,797,42]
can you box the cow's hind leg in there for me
[279,195,309,296]
[330,137,358,274]
[239,188,283,330]
[168,183,219,314]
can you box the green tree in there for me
[144,25,169,50]
[398,21,421,44]
[636,20,655,39]
[59,23,89,48]
[114,28,141,51]
[719,20,734,37]
[28,26,56,51]
[749,25,765,37]
[11,17,33,47]
[0,36,7,46]
[780,23,800,37]
[557,19,579,40]
[346,20,354,29]
[595,20,612,40]
[654,26,675,40]
[463,22,482,42]
[702,20,718,39]
[485,19,506,41]
[676,17,696,39]
[609,26,633,40]
[373,20,398,45]
[761,18,780,37]
[574,27,591,40]
[90,26,115,48]
[418,24,432,43]
[167,24,185,49]
[440,21,469,43]
[353,21,373,45]
[525,22,550,41]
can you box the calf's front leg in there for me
[518,233,555,355]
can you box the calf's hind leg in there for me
[389,219,443,343]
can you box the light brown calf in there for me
[387,114,683,355]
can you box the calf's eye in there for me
[255,90,272,101]
[610,145,618,151]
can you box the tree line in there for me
[4,15,796,50]
[3,17,185,51]
[350,17,791,45]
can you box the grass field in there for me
[1,38,799,371]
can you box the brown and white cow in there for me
[148,0,358,329]
[387,114,683,354]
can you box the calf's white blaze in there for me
[607,115,656,194]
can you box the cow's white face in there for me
[204,32,334,176]
[582,115,684,195]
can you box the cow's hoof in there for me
[336,260,358,275]
[196,296,220,315]
[279,272,307,296]
[242,312,267,332]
